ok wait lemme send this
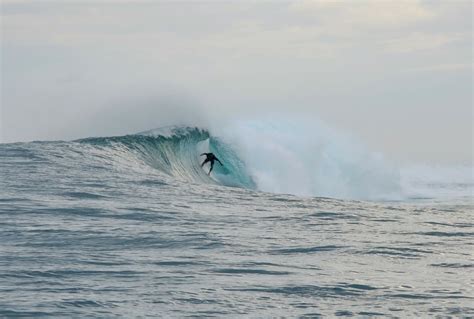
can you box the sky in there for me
[1,0,472,165]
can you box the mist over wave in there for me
[208,119,402,200]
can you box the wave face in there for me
[78,120,402,200]
[79,127,256,190]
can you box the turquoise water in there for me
[0,127,473,317]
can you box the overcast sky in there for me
[1,0,472,165]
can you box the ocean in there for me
[1,123,472,318]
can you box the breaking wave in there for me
[78,120,403,200]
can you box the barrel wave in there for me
[77,120,402,200]
[79,126,256,190]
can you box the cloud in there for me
[403,62,472,73]
[289,0,435,29]
[384,32,467,53]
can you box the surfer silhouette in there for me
[200,153,223,175]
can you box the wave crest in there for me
[79,127,256,189]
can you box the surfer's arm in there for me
[200,153,207,156]
[216,158,223,165]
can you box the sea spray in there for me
[210,118,402,200]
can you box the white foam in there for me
[211,118,402,200]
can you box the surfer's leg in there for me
[208,161,214,175]
[201,159,209,167]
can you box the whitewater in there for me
[1,120,473,317]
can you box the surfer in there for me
[200,152,223,175]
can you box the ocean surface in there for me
[1,124,473,318]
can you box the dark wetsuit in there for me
[200,153,223,175]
